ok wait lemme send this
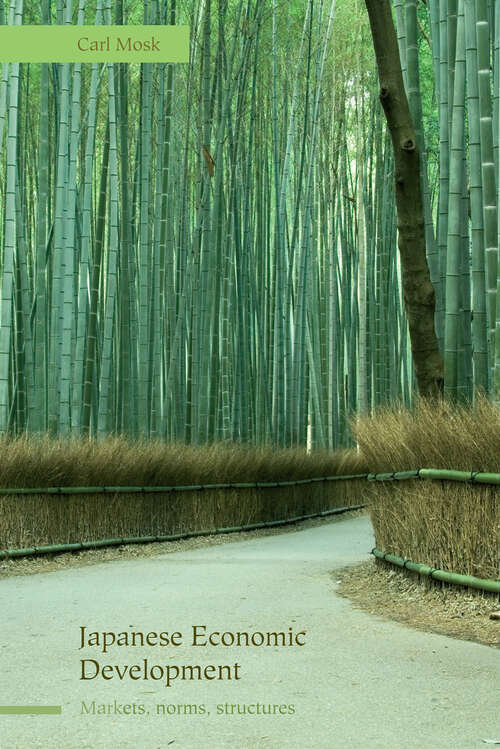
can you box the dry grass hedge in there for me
[3,396,498,582]
[353,395,500,581]
[0,436,368,550]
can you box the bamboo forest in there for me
[0,0,499,449]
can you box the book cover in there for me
[0,2,498,748]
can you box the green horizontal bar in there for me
[473,472,500,485]
[233,522,262,531]
[368,472,393,481]
[0,474,369,496]
[0,468,497,499]
[369,469,500,485]
[326,474,369,481]
[394,470,420,480]
[121,536,156,544]
[34,543,82,554]
[80,539,115,548]
[372,548,500,593]
[216,525,242,534]
[0,26,189,62]
[430,568,500,593]
[320,504,365,515]
[3,547,36,557]
[0,706,61,715]
[418,469,470,482]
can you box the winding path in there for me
[1,514,498,748]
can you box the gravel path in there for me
[1,514,498,749]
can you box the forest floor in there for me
[336,557,499,648]
[1,512,498,748]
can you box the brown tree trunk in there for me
[364,0,444,397]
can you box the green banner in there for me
[0,26,189,62]
[0,706,62,715]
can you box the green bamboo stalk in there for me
[115,0,133,435]
[81,125,109,435]
[393,0,408,89]
[444,0,466,399]
[437,0,450,350]
[59,0,85,434]
[464,0,488,392]
[72,57,103,433]
[476,0,498,389]
[0,11,21,433]
[32,0,51,432]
